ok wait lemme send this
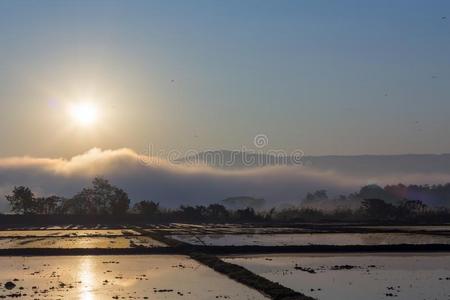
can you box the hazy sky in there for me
[1,0,450,158]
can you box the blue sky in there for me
[1,0,450,157]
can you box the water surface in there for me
[225,253,450,300]
[172,233,450,246]
[0,255,265,299]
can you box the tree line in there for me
[3,178,264,222]
[3,178,450,223]
[5,178,130,216]
[302,183,450,210]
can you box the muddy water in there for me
[172,233,450,246]
[225,253,450,300]
[0,255,265,299]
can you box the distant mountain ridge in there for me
[176,150,450,176]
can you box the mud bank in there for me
[2,243,450,257]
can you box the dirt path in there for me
[133,228,315,300]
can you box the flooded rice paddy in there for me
[171,232,450,246]
[0,229,166,249]
[0,255,266,299]
[1,225,450,299]
[350,225,450,233]
[0,236,166,248]
[225,253,450,300]
[0,229,140,237]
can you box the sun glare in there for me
[69,102,98,126]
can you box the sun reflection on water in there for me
[79,256,94,300]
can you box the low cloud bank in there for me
[1,148,450,212]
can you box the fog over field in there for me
[2,148,450,212]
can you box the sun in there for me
[69,102,98,126]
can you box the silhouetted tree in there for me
[361,198,395,220]
[68,178,130,215]
[109,188,130,216]
[234,207,257,221]
[179,205,207,221]
[206,204,229,221]
[5,186,35,214]
[133,201,160,216]
[62,194,90,215]
[34,196,64,215]
[396,199,427,219]
[261,207,276,221]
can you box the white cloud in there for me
[1,148,450,212]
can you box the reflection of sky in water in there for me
[0,255,265,299]
[0,235,166,249]
[173,233,450,246]
[226,254,450,300]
